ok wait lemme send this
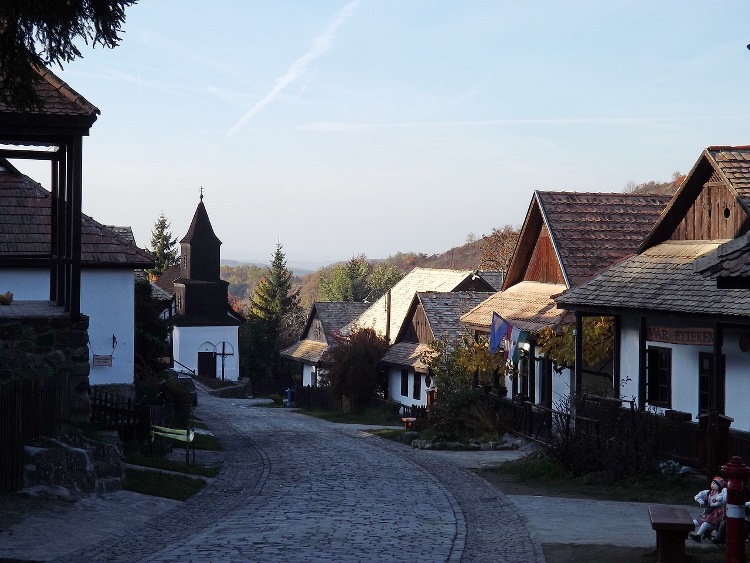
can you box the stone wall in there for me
[0,302,91,422]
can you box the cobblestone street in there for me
[47,392,542,562]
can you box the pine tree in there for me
[250,243,301,329]
[148,213,179,278]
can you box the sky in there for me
[13,0,750,266]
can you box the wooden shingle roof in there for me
[0,168,154,268]
[341,267,493,343]
[505,191,670,289]
[556,241,750,321]
[412,291,493,342]
[313,301,371,341]
[278,339,329,364]
[461,281,569,333]
[707,146,750,209]
[694,231,750,280]
[381,342,430,373]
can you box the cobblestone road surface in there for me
[48,393,542,562]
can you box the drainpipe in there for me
[385,289,391,343]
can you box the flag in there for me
[506,325,520,362]
[489,312,508,355]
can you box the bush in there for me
[429,388,504,442]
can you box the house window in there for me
[311,366,317,387]
[646,346,671,407]
[698,352,725,414]
[413,373,421,400]
[400,369,409,397]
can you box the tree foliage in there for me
[319,255,404,302]
[133,279,170,381]
[624,171,684,196]
[147,212,179,278]
[479,225,520,273]
[0,0,137,110]
[538,316,614,370]
[250,243,301,329]
[320,328,389,412]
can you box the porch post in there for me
[638,316,646,410]
[711,323,723,413]
[574,312,583,399]
[612,316,621,398]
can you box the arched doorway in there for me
[197,341,216,378]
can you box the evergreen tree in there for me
[0,1,136,110]
[250,243,301,328]
[148,213,179,278]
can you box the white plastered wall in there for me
[4,268,136,385]
[173,324,239,381]
[387,366,429,407]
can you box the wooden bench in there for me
[401,417,417,430]
[648,505,695,563]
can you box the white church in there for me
[169,196,242,381]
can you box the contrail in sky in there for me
[227,0,361,137]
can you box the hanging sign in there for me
[646,326,713,346]
[92,355,113,367]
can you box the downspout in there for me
[385,289,391,344]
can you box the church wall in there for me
[173,325,239,381]
[3,268,136,385]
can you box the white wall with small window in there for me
[386,365,428,407]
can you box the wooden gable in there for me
[400,303,434,344]
[306,308,326,343]
[504,195,565,289]
[523,224,566,285]
[643,147,750,249]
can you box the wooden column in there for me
[638,316,647,409]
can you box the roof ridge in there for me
[32,64,100,116]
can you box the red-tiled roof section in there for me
[0,65,99,118]
[537,191,670,287]
[0,169,154,267]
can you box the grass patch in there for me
[481,451,704,504]
[299,406,401,426]
[125,451,220,478]
[124,467,206,501]
[369,428,407,441]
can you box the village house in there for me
[380,291,492,409]
[279,301,370,387]
[556,146,750,433]
[461,191,670,411]
[0,159,154,386]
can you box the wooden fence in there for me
[89,389,173,456]
[0,375,70,493]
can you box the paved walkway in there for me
[0,391,706,562]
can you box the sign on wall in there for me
[646,326,713,346]
[92,355,113,367]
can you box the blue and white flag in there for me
[489,312,508,355]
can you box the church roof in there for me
[0,165,154,268]
[181,200,221,246]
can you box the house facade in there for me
[381,291,492,408]
[170,197,242,380]
[462,191,670,409]
[0,161,155,385]
[279,301,370,386]
[556,146,750,430]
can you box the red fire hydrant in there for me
[721,456,750,563]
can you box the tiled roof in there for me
[0,169,154,267]
[707,146,750,210]
[0,65,99,118]
[461,281,569,333]
[279,339,328,363]
[381,342,431,372]
[313,301,371,340]
[341,267,481,343]
[154,265,181,295]
[414,291,494,342]
[556,241,750,318]
[535,191,671,287]
[477,271,504,291]
[694,231,750,279]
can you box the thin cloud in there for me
[227,0,361,137]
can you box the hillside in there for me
[224,238,487,308]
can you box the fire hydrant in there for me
[721,456,750,563]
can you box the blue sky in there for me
[15,0,750,265]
